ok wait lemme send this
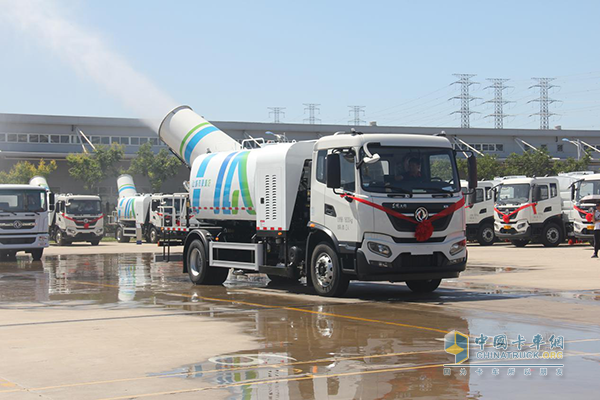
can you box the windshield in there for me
[163,198,182,213]
[498,184,530,204]
[0,190,47,212]
[359,146,460,194]
[66,200,102,215]
[577,180,600,201]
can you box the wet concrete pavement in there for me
[0,252,599,399]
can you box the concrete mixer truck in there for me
[30,176,104,246]
[158,106,477,297]
[0,177,53,260]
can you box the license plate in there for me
[588,225,595,230]
[504,225,512,230]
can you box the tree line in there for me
[0,142,182,192]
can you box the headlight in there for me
[67,228,76,234]
[450,239,466,256]
[517,223,526,229]
[367,242,392,258]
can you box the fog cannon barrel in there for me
[117,174,137,198]
[29,176,49,189]
[158,105,241,166]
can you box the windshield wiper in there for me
[413,187,456,194]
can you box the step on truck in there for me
[493,176,577,247]
[30,176,104,246]
[0,179,53,261]
[158,106,477,297]
[115,174,195,243]
[462,180,496,246]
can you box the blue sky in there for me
[1,0,599,129]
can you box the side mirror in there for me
[571,185,576,201]
[467,154,477,190]
[48,193,55,211]
[326,153,341,189]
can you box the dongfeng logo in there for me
[13,220,23,229]
[414,207,429,222]
[83,219,89,223]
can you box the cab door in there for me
[532,184,553,224]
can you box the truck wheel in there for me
[542,223,562,247]
[116,227,130,243]
[90,240,100,246]
[187,239,228,285]
[512,239,529,247]
[477,223,495,246]
[31,249,43,261]
[406,279,441,293]
[148,227,159,243]
[310,243,349,297]
[55,230,68,246]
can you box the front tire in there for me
[31,249,43,261]
[406,279,441,293]
[55,230,68,246]
[187,239,228,285]
[90,240,100,246]
[477,223,496,246]
[542,223,562,247]
[512,239,529,247]
[310,243,349,297]
[148,226,159,243]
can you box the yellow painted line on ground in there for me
[0,349,443,394]
[96,351,600,400]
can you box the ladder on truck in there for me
[158,195,190,261]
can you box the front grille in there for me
[392,252,448,268]
[497,208,518,221]
[392,236,446,243]
[382,202,453,232]
[0,220,36,229]
[0,237,36,245]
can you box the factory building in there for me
[2,111,600,206]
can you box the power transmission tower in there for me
[450,74,480,128]
[348,105,365,126]
[303,103,321,124]
[268,107,286,123]
[483,78,512,129]
[528,78,559,130]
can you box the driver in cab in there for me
[395,157,422,182]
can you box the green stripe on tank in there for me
[179,122,210,158]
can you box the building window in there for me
[495,144,503,152]
[71,136,81,144]
[120,137,129,145]
[50,135,60,144]
[557,144,564,152]
[130,137,139,145]
[139,137,148,144]
[7,134,17,142]
[149,138,158,146]
[39,134,49,143]
[91,136,100,144]
[99,136,109,145]
[29,134,39,143]
[18,134,28,143]
[60,135,70,143]
[0,133,5,142]
[541,144,547,150]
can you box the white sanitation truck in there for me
[493,176,577,247]
[462,180,496,245]
[569,173,600,241]
[30,176,104,246]
[0,179,53,260]
[115,174,194,243]
[158,106,477,296]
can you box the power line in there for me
[303,103,321,124]
[348,105,366,126]
[528,77,560,130]
[267,107,286,123]
[450,73,480,128]
[483,78,512,129]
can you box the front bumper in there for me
[65,227,104,241]
[0,233,49,250]
[573,221,595,240]
[495,219,531,240]
[354,233,467,281]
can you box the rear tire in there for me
[116,227,130,243]
[187,239,228,285]
[406,279,442,293]
[512,239,529,247]
[477,223,495,246]
[31,249,43,261]
[310,243,349,297]
[542,223,562,247]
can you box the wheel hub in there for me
[314,253,334,288]
[190,248,202,277]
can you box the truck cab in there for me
[50,194,104,245]
[570,173,600,241]
[494,177,565,247]
[462,180,496,245]
[0,184,52,260]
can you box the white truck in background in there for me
[494,176,577,247]
[30,176,104,246]
[115,174,195,243]
[0,181,53,261]
[462,180,496,246]
[158,106,477,297]
[569,173,600,241]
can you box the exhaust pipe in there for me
[158,106,240,166]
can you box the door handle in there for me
[325,204,337,217]
[479,208,487,214]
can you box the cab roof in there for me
[0,184,47,191]
[314,133,452,150]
